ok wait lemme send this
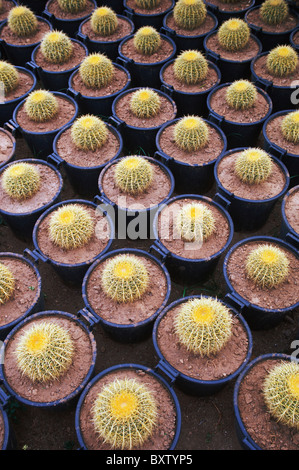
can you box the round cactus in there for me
[71,115,108,151]
[173,116,209,152]
[24,90,59,123]
[135,0,160,8]
[40,30,73,64]
[130,88,161,118]
[101,254,149,303]
[133,26,161,55]
[57,0,86,13]
[281,110,299,144]
[176,202,216,243]
[234,148,273,184]
[266,45,298,77]
[92,377,157,449]
[49,203,94,250]
[15,321,74,383]
[260,0,289,25]
[7,5,38,37]
[79,53,114,88]
[217,18,250,51]
[0,61,19,94]
[173,50,208,84]
[90,7,118,36]
[245,244,290,289]
[1,162,41,200]
[114,156,154,194]
[0,263,15,305]
[173,0,207,30]
[263,361,299,430]
[174,297,233,357]
[226,80,257,110]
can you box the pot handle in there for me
[154,150,174,165]
[224,293,247,314]
[42,9,54,21]
[47,152,64,168]
[3,119,20,138]
[208,111,224,127]
[108,115,126,130]
[76,31,88,43]
[0,386,11,409]
[205,50,220,63]
[160,26,176,38]
[213,192,232,209]
[160,83,174,98]
[149,241,169,263]
[123,7,134,20]
[66,87,82,100]
[25,60,42,79]
[285,232,299,251]
[23,248,48,265]
[155,359,179,386]
[77,307,100,331]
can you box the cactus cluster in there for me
[114,156,154,195]
[174,116,209,152]
[57,0,86,13]
[263,361,299,430]
[176,202,216,243]
[133,26,161,55]
[135,0,160,8]
[0,61,19,94]
[71,115,108,151]
[79,53,114,88]
[226,80,257,110]
[245,244,290,289]
[174,297,233,357]
[217,18,250,51]
[173,0,207,30]
[90,7,118,36]
[7,5,38,37]
[281,110,299,144]
[0,263,15,305]
[266,45,298,77]
[24,90,59,123]
[101,254,149,303]
[15,321,74,383]
[173,50,208,85]
[49,203,94,250]
[92,377,157,449]
[130,88,161,118]
[260,0,289,25]
[40,30,73,64]
[234,148,273,184]
[1,162,41,200]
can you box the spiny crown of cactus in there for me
[135,0,160,8]
[263,361,299,430]
[24,90,59,123]
[234,148,273,184]
[133,26,161,55]
[1,162,41,200]
[260,0,289,25]
[7,5,38,37]
[101,254,149,303]
[0,61,19,94]
[281,111,299,144]
[92,377,157,450]
[130,88,161,118]
[173,0,207,30]
[217,18,250,51]
[40,30,73,64]
[15,321,74,383]
[173,50,208,85]
[71,115,108,151]
[114,156,154,195]
[57,0,86,13]
[245,244,290,289]
[79,53,114,88]
[266,45,298,77]
[90,6,118,36]
[0,263,15,305]
[49,203,94,250]
[226,80,257,110]
[174,297,233,357]
[176,202,216,243]
[173,116,209,152]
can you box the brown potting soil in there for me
[0,129,14,165]
[34,40,87,72]
[284,186,299,235]
[0,18,50,45]
[120,36,174,64]
[162,61,219,93]
[125,0,173,15]
[246,8,298,33]
[205,0,253,12]
[253,53,299,86]
[81,15,133,42]
[205,33,260,61]
[70,66,129,97]
[0,0,14,23]
[265,114,299,156]
[47,0,95,19]
[3,70,34,103]
[0,409,4,449]
[165,11,216,36]
[293,30,299,45]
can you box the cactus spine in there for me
[266,45,298,77]
[71,115,108,151]
[0,263,15,305]
[0,61,19,93]
[24,90,59,123]
[173,50,208,84]
[135,0,160,8]
[79,53,114,88]
[176,202,215,243]
[226,80,257,110]
[1,162,41,200]
[114,156,154,194]
[133,26,161,55]
[260,0,289,25]
[130,88,161,118]
[174,116,209,152]
[217,18,250,51]
[173,0,207,30]
[281,111,299,144]
[234,148,273,184]
[40,30,73,64]
[245,244,290,289]
[57,0,86,13]
[90,7,118,36]
[7,5,38,37]
[92,377,157,449]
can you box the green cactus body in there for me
[133,26,161,55]
[90,7,118,36]
[79,53,114,88]
[49,203,94,250]
[174,116,209,152]
[92,377,157,449]
[15,321,74,383]
[40,30,73,64]
[281,110,299,144]
[217,18,250,51]
[71,115,108,151]
[234,148,273,184]
[173,50,208,84]
[130,88,161,118]
[173,0,207,30]
[1,162,41,200]
[7,5,38,37]
[101,254,149,303]
[135,0,160,8]
[0,61,19,93]
[114,156,154,194]
[245,244,290,288]
[174,297,233,356]
[24,90,59,123]
[266,45,298,77]
[0,263,15,305]
[176,202,215,243]
[57,0,86,13]
[226,80,257,110]
[260,0,289,25]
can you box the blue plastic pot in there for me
[155,117,227,194]
[75,363,182,450]
[123,0,175,30]
[0,128,16,170]
[77,14,134,58]
[223,236,299,330]
[67,62,131,118]
[0,310,97,409]
[151,194,234,285]
[214,149,290,231]
[82,248,172,342]
[207,83,273,149]
[290,27,299,52]
[0,252,43,342]
[280,185,299,249]
[0,393,14,450]
[0,0,17,29]
[204,0,256,23]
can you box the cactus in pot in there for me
[133,26,161,55]
[173,0,207,30]
[234,148,273,184]
[114,156,154,194]
[7,5,37,37]
[90,6,118,36]
[40,30,73,64]
[225,80,257,110]
[134,0,160,8]
[24,90,59,123]
[176,202,216,243]
[0,61,19,93]
[79,53,114,88]
[173,116,209,152]
[57,0,86,13]
[173,50,208,85]
[217,18,250,51]
[129,88,161,118]
[245,244,290,288]
[260,0,289,25]
[281,110,299,144]
[266,45,298,77]
[1,162,41,200]
[0,263,15,305]
[71,115,108,151]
